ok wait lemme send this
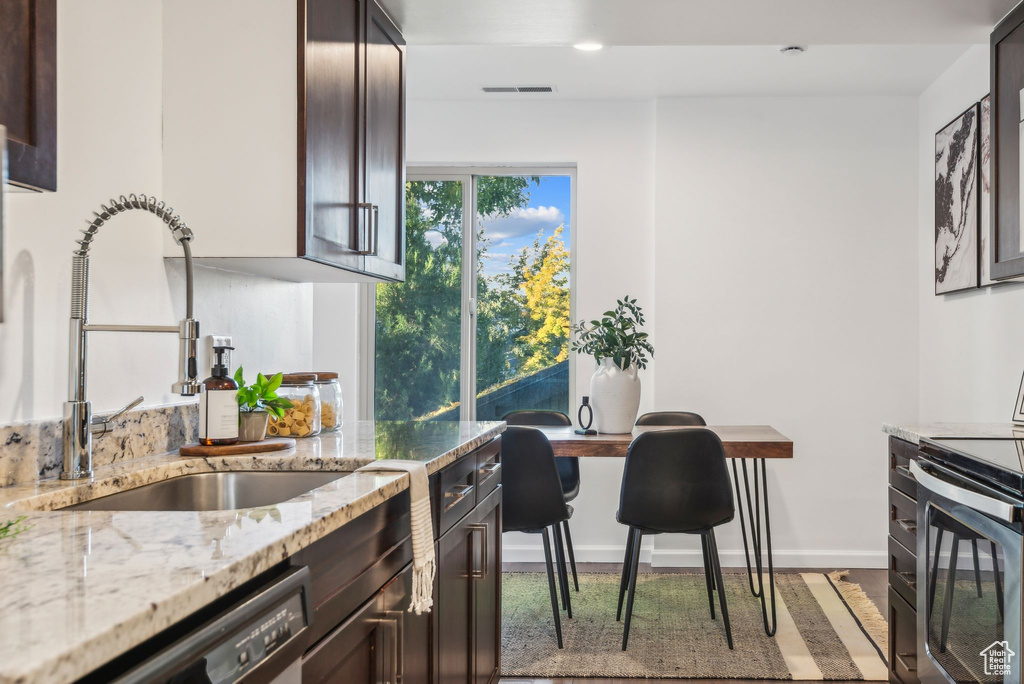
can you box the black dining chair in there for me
[500,425,574,648]
[503,410,581,596]
[633,411,720,603]
[616,428,735,651]
[635,411,707,426]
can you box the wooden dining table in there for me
[535,424,793,637]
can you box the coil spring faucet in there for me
[63,194,202,480]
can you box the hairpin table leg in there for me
[732,457,777,637]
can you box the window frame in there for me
[360,164,578,422]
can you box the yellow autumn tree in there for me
[513,225,570,372]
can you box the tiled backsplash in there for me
[0,402,198,487]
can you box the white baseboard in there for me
[501,544,887,569]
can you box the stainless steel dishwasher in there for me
[98,566,312,684]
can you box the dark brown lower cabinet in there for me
[303,562,424,684]
[887,436,920,684]
[436,486,502,684]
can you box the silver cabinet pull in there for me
[468,523,488,579]
[443,483,474,512]
[355,202,379,255]
[477,462,500,483]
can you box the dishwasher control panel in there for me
[205,591,307,683]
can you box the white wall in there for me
[407,99,659,560]
[0,0,316,424]
[408,96,921,567]
[916,45,1024,421]
[653,97,919,567]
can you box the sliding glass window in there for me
[372,169,574,422]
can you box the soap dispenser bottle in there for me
[199,345,239,446]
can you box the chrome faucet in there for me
[63,194,202,480]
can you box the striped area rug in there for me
[501,571,888,680]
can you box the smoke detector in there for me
[779,46,806,56]
[482,85,556,94]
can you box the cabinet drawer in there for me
[475,439,501,501]
[889,536,917,607]
[889,486,918,552]
[888,586,920,684]
[889,437,919,499]
[440,453,477,536]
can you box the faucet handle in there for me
[91,396,144,436]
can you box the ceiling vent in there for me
[481,85,556,94]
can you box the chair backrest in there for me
[635,411,707,426]
[502,410,580,491]
[501,426,570,532]
[503,409,572,427]
[617,428,735,533]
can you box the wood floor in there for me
[499,563,888,684]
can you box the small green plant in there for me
[234,368,292,418]
[0,516,29,542]
[570,296,654,371]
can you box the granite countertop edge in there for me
[882,421,1022,445]
[0,420,505,684]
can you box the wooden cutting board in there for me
[179,438,296,457]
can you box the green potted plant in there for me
[234,369,292,442]
[570,296,654,433]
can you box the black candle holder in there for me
[575,395,597,435]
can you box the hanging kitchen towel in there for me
[355,460,435,613]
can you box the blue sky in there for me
[478,175,571,279]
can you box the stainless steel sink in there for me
[65,471,349,511]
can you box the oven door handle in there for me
[910,460,1020,522]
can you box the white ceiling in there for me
[383,0,1017,47]
[406,44,977,99]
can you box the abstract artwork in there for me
[935,103,980,294]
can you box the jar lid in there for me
[313,371,339,382]
[270,372,317,385]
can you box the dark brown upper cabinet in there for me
[161,0,405,283]
[0,0,57,192]
[991,4,1024,280]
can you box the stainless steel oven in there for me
[914,440,1024,684]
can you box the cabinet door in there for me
[302,589,386,684]
[437,512,474,684]
[0,0,56,191]
[384,563,430,684]
[360,0,406,281]
[437,486,502,684]
[473,487,501,684]
[300,0,364,272]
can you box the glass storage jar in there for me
[314,372,343,431]
[266,373,321,438]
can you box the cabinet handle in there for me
[379,611,404,684]
[356,202,378,255]
[477,462,500,483]
[444,483,474,512]
[895,570,917,590]
[895,518,917,534]
[469,523,488,579]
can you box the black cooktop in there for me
[921,438,1024,496]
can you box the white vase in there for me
[590,357,641,434]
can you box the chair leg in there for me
[553,523,573,618]
[621,529,643,651]
[928,528,944,619]
[972,539,983,598]
[939,534,960,653]
[708,528,734,650]
[992,540,1004,619]
[563,519,579,592]
[540,528,563,649]
[700,534,716,619]
[617,526,636,622]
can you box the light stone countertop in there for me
[0,420,504,684]
[882,422,1023,445]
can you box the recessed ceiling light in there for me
[779,45,806,56]
[573,42,604,51]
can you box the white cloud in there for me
[425,230,446,248]
[480,205,565,240]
